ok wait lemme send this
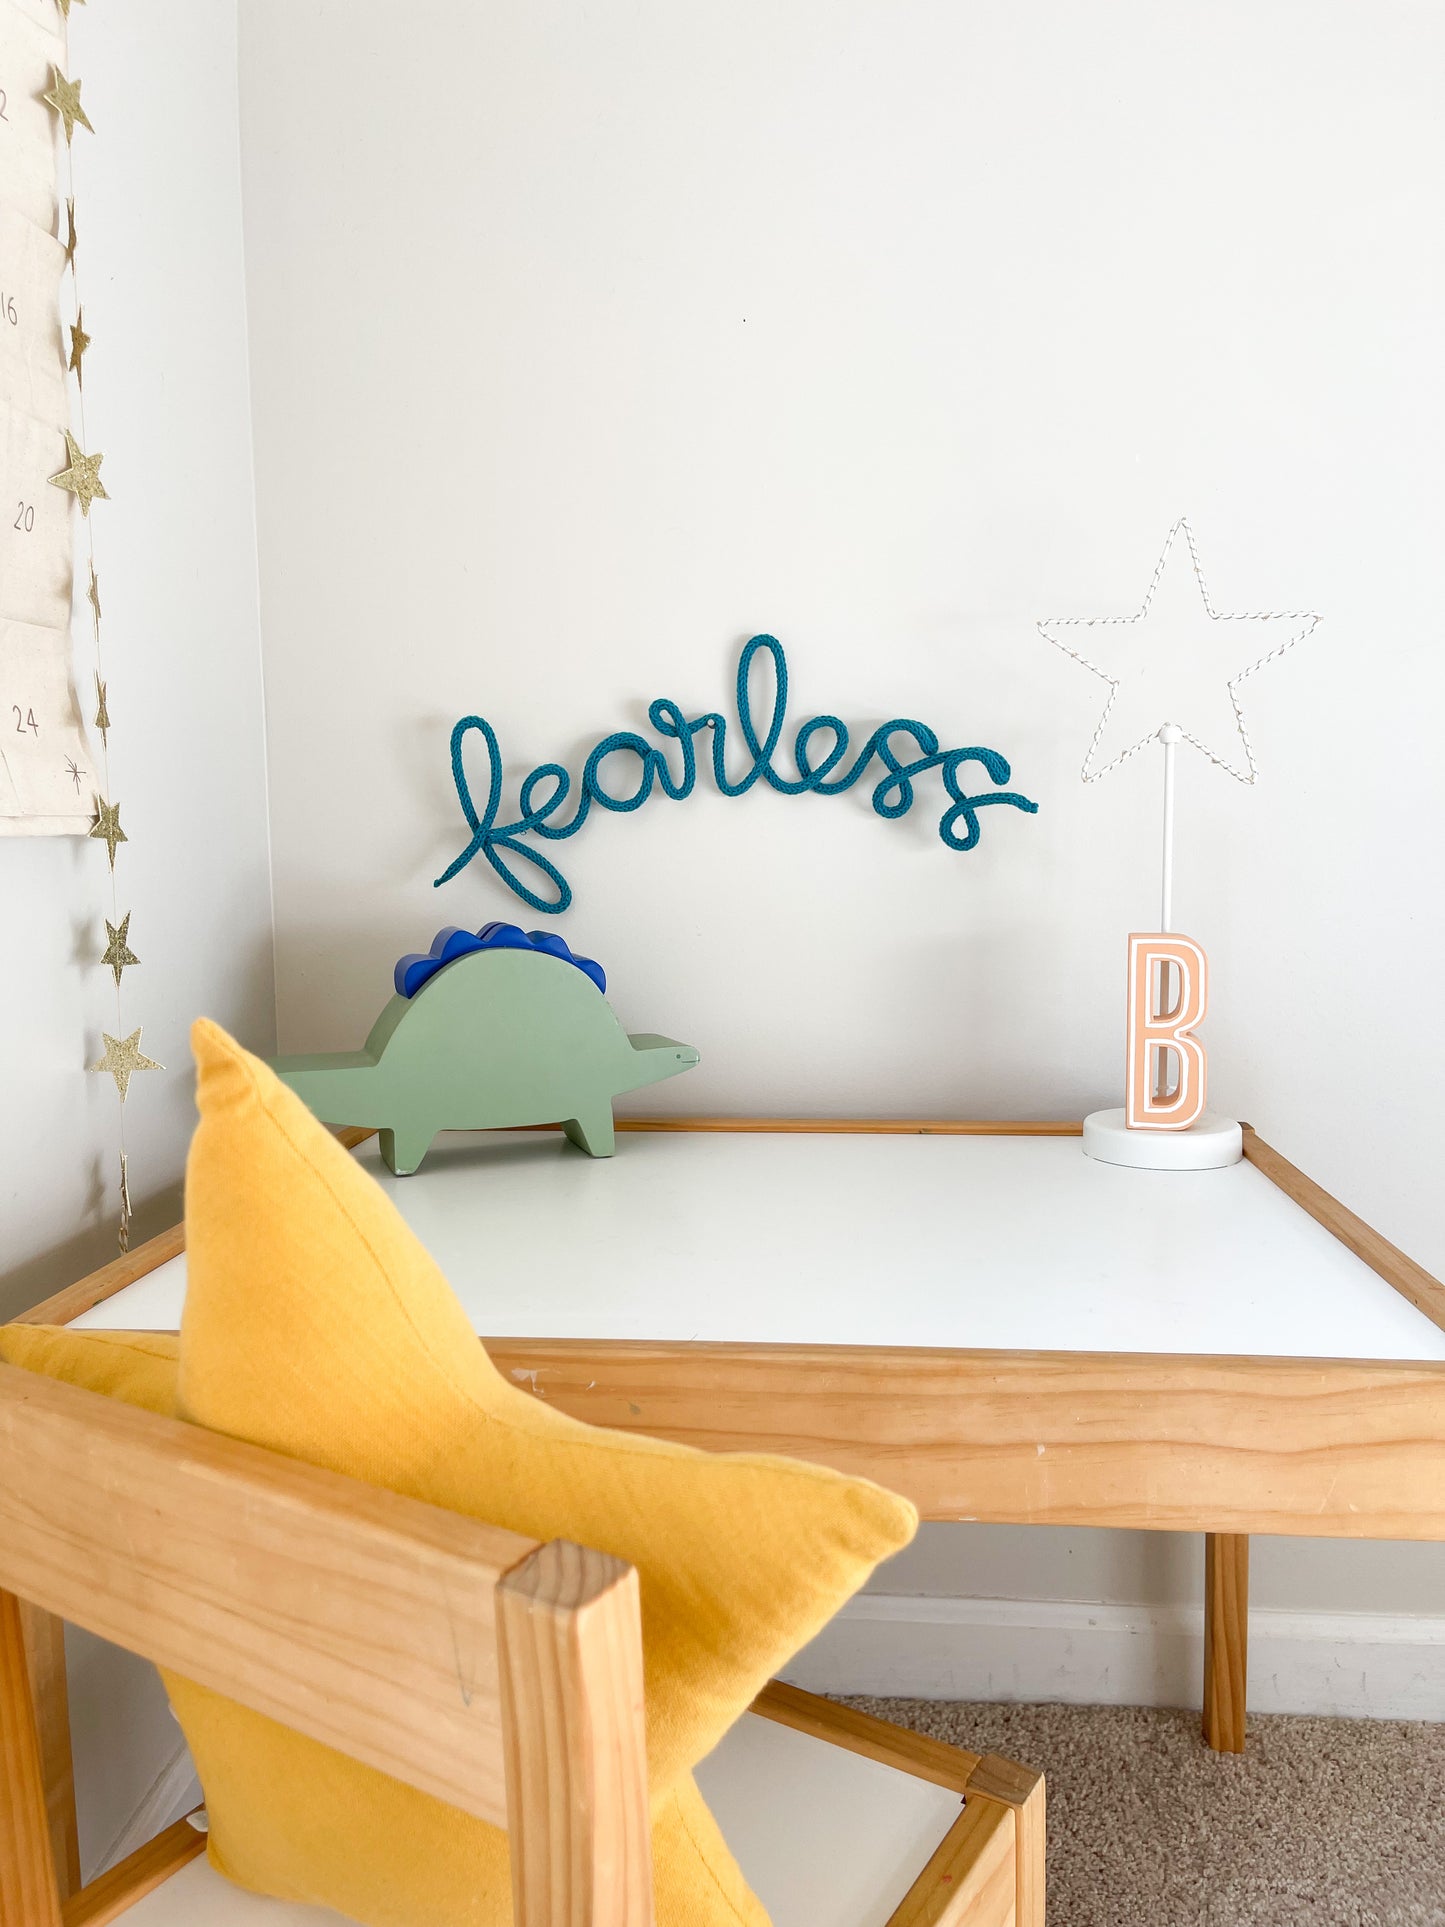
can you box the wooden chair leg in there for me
[498,1542,654,1927]
[887,1797,1014,1927]
[965,1755,1045,1927]
[1203,1533,1249,1753]
[19,1605,80,1899]
[0,1589,64,1927]
[60,1816,206,1927]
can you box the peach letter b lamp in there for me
[1038,519,1319,1172]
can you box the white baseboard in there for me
[783,1593,1445,1721]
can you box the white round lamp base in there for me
[1082,1108,1243,1171]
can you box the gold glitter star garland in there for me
[47,6,161,1253]
[88,794,125,867]
[48,427,107,512]
[101,913,139,986]
[89,1027,161,1103]
[68,308,90,387]
[43,65,93,144]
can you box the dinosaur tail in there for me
[270,1053,386,1129]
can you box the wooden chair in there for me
[0,1362,1044,1927]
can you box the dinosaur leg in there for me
[378,1124,435,1176]
[562,1107,616,1157]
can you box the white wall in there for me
[0,0,273,1877]
[1,0,274,1318]
[237,2,1445,1630]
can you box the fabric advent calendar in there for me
[0,0,94,834]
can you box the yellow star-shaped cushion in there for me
[3,1021,915,1925]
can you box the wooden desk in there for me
[24,1119,1445,1759]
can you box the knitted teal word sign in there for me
[437,635,1039,914]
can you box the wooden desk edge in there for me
[17,1117,1443,1347]
[474,1335,1445,1540]
[1238,1125,1445,1337]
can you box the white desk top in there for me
[74,1129,1445,1363]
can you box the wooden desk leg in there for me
[18,1606,79,1899]
[1203,1533,1249,1753]
[0,1589,65,1927]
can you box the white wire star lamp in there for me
[1039,518,1320,1170]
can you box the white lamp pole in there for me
[1158,723,1180,935]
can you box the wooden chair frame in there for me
[0,1358,649,1927]
[0,1362,1044,1927]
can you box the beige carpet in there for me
[843,1698,1445,1926]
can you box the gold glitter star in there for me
[57,0,88,17]
[69,307,90,387]
[101,912,139,987]
[93,671,109,743]
[89,794,125,868]
[118,1150,132,1253]
[43,67,94,144]
[48,429,108,515]
[89,1027,162,1102]
[64,199,78,269]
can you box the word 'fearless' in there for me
[437,635,1039,913]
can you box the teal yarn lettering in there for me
[437,635,1039,914]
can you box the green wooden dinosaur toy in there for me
[270,923,699,1174]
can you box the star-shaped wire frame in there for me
[43,67,94,144]
[89,794,125,868]
[101,913,140,987]
[89,1027,162,1102]
[49,429,108,514]
[1037,518,1320,785]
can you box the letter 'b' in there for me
[1126,933,1208,1131]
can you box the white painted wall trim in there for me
[784,1594,1445,1722]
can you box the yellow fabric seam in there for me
[11,1328,178,1361]
[671,1791,758,1927]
